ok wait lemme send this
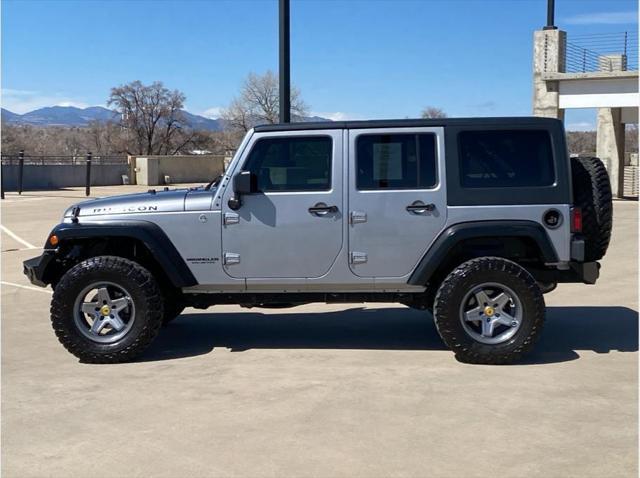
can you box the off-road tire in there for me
[433,257,545,365]
[571,156,613,261]
[51,256,164,363]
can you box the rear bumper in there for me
[532,261,600,285]
[567,261,600,284]
[23,251,55,287]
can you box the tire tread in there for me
[50,256,163,363]
[433,257,545,365]
[571,156,613,261]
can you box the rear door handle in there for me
[309,203,338,216]
[406,201,435,214]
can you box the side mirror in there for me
[233,170,258,195]
[228,170,258,210]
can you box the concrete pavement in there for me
[1,186,637,477]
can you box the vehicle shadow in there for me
[140,306,638,365]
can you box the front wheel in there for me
[433,257,545,365]
[51,256,164,363]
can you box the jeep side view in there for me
[24,117,613,364]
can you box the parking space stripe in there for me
[2,246,43,253]
[0,225,38,249]
[1,281,52,294]
[0,197,49,204]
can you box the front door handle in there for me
[406,201,435,214]
[308,203,338,216]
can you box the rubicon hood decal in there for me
[64,189,189,217]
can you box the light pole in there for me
[279,0,291,123]
[544,0,557,30]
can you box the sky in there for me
[1,0,638,130]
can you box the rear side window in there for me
[458,130,555,188]
[244,136,332,192]
[357,133,437,190]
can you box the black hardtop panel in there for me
[253,117,570,206]
[253,117,563,132]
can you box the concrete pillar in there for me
[533,29,566,119]
[597,108,625,198]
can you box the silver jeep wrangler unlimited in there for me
[24,118,612,364]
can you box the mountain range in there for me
[1,106,330,130]
[1,106,224,130]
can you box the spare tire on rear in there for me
[570,156,613,261]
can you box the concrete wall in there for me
[134,155,224,186]
[2,164,129,191]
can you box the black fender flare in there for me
[48,220,197,288]
[407,220,559,286]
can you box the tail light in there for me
[571,207,582,233]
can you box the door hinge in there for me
[223,212,240,226]
[350,211,367,224]
[350,252,368,264]
[223,252,241,265]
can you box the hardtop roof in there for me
[253,116,563,132]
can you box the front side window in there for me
[356,133,437,190]
[458,130,555,188]
[244,136,332,192]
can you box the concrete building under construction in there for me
[532,7,638,198]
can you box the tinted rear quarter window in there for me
[458,130,555,188]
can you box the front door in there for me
[221,130,343,279]
[347,127,447,278]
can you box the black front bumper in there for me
[23,251,56,287]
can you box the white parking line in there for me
[1,197,49,204]
[2,247,42,252]
[1,281,52,294]
[0,225,38,249]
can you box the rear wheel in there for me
[51,256,164,363]
[433,257,545,364]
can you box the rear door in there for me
[347,127,447,278]
[221,130,343,279]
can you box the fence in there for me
[565,31,638,73]
[0,152,129,198]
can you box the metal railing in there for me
[0,151,128,198]
[0,154,127,165]
[565,31,638,73]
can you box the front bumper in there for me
[23,251,56,287]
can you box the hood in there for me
[64,188,190,218]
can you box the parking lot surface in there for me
[1,186,638,478]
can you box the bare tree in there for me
[421,107,447,119]
[87,120,129,155]
[566,131,596,155]
[626,124,638,154]
[108,81,188,155]
[222,70,309,133]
